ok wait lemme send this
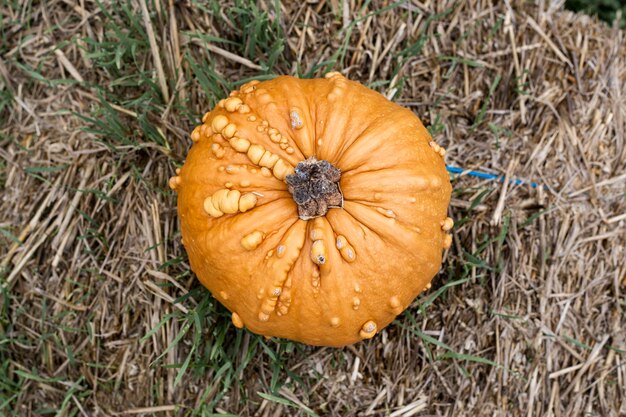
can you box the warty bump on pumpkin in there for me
[169,73,453,347]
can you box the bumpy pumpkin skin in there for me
[170,73,453,347]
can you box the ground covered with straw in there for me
[1,1,625,416]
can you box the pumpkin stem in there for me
[286,157,343,220]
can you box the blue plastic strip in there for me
[446,165,541,189]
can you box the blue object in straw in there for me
[446,166,541,189]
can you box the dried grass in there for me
[1,0,624,416]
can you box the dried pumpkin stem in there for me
[286,157,343,220]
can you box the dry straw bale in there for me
[0,0,624,416]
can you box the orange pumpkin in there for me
[169,73,452,346]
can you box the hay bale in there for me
[0,1,624,416]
